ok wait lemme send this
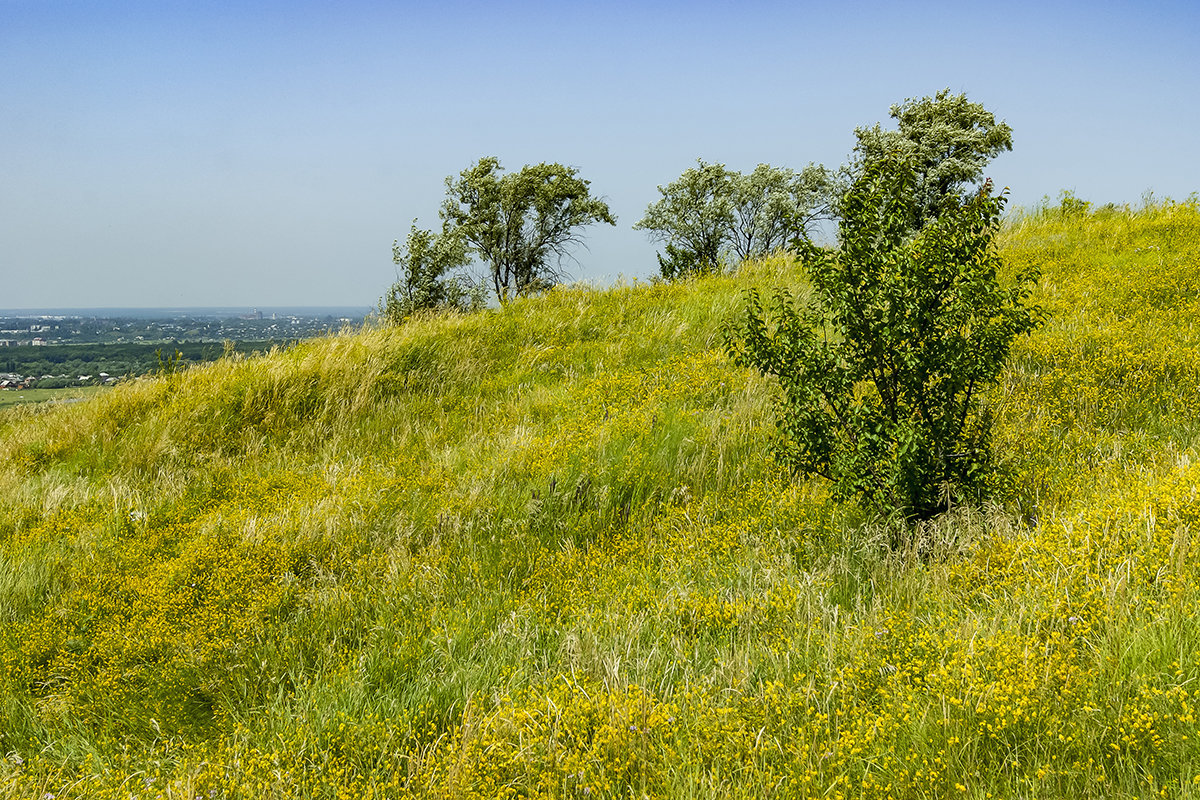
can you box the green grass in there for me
[2,200,1200,799]
[0,385,103,410]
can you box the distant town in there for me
[0,307,369,395]
[0,307,369,347]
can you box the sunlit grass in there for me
[2,201,1200,798]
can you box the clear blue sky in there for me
[3,0,1198,309]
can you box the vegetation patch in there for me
[2,200,1200,798]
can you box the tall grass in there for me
[2,201,1200,798]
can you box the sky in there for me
[2,0,1198,310]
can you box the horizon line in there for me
[0,305,374,315]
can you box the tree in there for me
[634,160,735,279]
[379,222,479,323]
[440,157,616,303]
[635,160,834,279]
[728,163,833,262]
[852,89,1013,228]
[725,155,1040,522]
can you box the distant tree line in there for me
[0,341,289,384]
[634,161,835,279]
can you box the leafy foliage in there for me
[651,241,721,281]
[1056,189,1093,216]
[852,89,1013,228]
[635,160,832,279]
[440,157,616,302]
[634,160,735,279]
[726,156,1041,521]
[379,222,482,323]
[728,163,833,261]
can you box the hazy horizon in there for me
[0,305,372,318]
[4,0,1198,309]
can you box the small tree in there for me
[725,155,1040,522]
[852,89,1013,228]
[634,160,735,279]
[380,222,479,323]
[635,160,833,279]
[729,163,833,262]
[441,157,616,303]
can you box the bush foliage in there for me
[727,156,1041,521]
[380,222,484,323]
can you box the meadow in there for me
[0,387,101,411]
[2,197,1199,798]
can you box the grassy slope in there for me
[2,201,1199,799]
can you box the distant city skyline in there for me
[3,0,1198,309]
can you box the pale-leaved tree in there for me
[728,163,833,262]
[635,160,833,279]
[633,160,735,279]
[852,89,1013,228]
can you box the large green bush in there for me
[726,155,1041,521]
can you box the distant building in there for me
[31,337,46,346]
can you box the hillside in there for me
[2,199,1200,799]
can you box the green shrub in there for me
[726,156,1041,522]
[381,222,486,323]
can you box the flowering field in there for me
[2,198,1199,798]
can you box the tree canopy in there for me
[635,160,833,279]
[728,163,832,262]
[379,222,478,323]
[441,157,616,302]
[851,89,1013,228]
[633,160,735,278]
